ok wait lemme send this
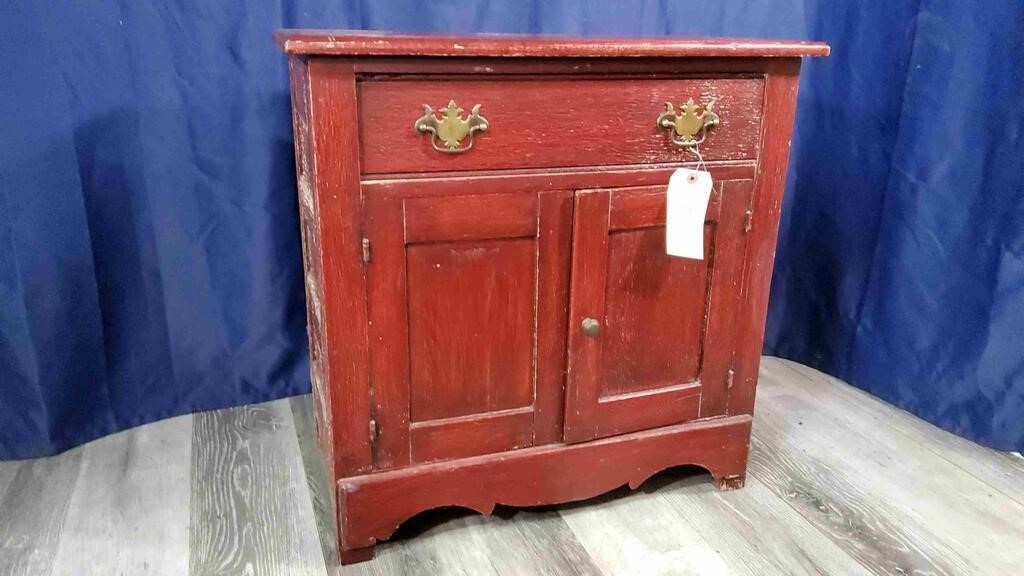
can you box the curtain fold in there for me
[1,1,1021,459]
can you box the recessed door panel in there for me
[407,239,536,422]
[601,226,710,397]
[565,180,752,443]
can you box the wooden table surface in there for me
[1,357,1022,575]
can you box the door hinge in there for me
[726,367,735,390]
[743,209,753,235]
[368,418,378,444]
[361,237,371,264]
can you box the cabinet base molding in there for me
[335,414,752,563]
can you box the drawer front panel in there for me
[359,77,764,174]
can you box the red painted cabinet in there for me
[277,30,828,563]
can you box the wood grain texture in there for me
[351,56,786,76]
[665,474,872,576]
[533,190,574,445]
[403,192,538,243]
[564,182,749,443]
[306,57,373,477]
[366,187,575,469]
[410,408,535,464]
[698,179,754,417]
[356,506,601,576]
[290,41,821,564]
[406,238,536,422]
[289,396,345,576]
[288,55,337,504]
[487,510,602,576]
[274,30,830,58]
[49,415,193,576]
[600,225,708,396]
[360,78,764,174]
[558,476,733,575]
[779,358,1024,508]
[6,361,1024,575]
[0,460,21,503]
[336,415,751,558]
[607,182,722,230]
[563,189,612,443]
[0,449,81,576]
[755,359,1024,574]
[561,468,868,576]
[728,59,802,417]
[363,197,412,470]
[188,401,326,576]
[751,412,971,575]
[363,162,756,198]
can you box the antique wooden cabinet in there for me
[276,30,828,563]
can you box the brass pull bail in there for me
[414,100,489,154]
[656,98,720,148]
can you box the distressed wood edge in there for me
[334,414,751,562]
[699,179,757,418]
[729,58,802,417]
[532,190,574,445]
[306,57,374,477]
[286,55,340,504]
[362,162,757,198]
[351,57,780,76]
[274,30,830,58]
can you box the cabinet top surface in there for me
[274,29,830,59]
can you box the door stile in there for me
[699,180,754,417]
[533,191,574,444]
[564,190,612,443]
[364,197,412,470]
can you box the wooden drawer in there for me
[358,77,764,174]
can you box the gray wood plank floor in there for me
[1,357,1022,575]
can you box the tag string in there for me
[690,143,707,172]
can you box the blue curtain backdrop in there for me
[1,1,1021,459]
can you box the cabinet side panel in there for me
[289,56,336,487]
[730,59,802,416]
[307,58,373,475]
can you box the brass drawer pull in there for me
[657,98,719,147]
[414,100,489,154]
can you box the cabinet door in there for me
[565,180,753,443]
[364,190,572,468]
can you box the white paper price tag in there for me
[665,168,713,259]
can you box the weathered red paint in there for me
[281,31,826,563]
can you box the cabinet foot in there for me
[714,473,746,491]
[338,544,375,565]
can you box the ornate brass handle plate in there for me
[414,100,489,154]
[656,98,720,147]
